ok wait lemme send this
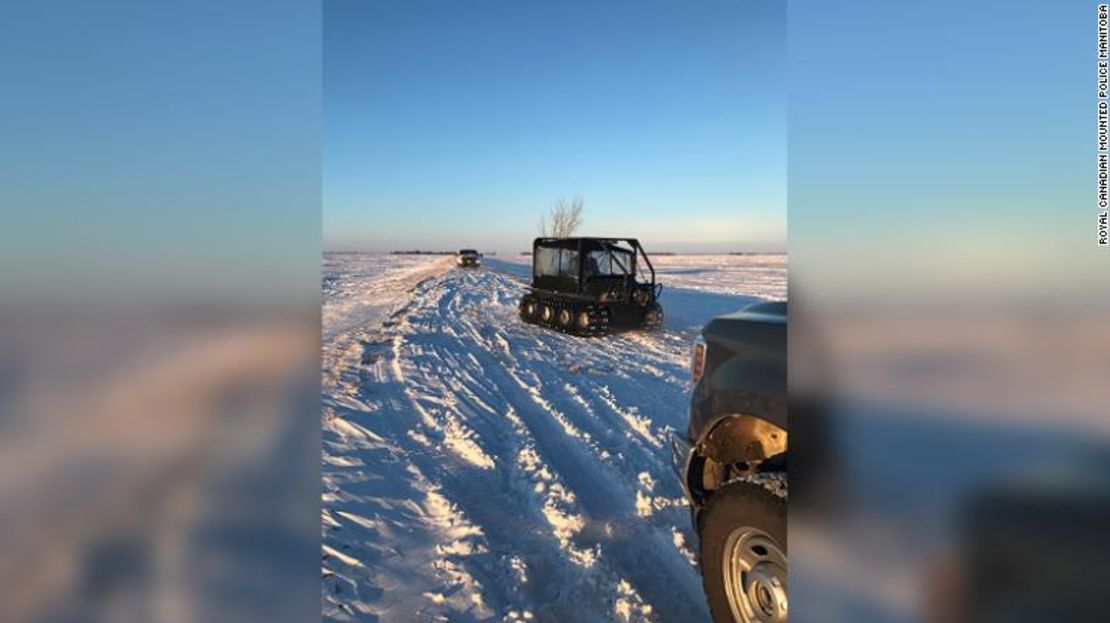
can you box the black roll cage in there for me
[531,237,659,295]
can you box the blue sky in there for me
[4,0,1091,300]
[1,0,320,303]
[789,0,1095,300]
[324,0,786,253]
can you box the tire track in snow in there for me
[324,256,774,622]
[388,270,653,619]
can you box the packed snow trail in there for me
[322,255,778,622]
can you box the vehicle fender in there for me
[690,372,786,445]
[699,411,787,465]
[689,368,786,463]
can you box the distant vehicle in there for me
[673,301,787,623]
[518,237,662,336]
[456,249,481,268]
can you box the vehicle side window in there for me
[586,250,632,276]
[559,250,579,278]
[586,251,609,275]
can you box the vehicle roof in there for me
[717,301,787,324]
[534,237,639,243]
[532,237,639,251]
[458,249,479,253]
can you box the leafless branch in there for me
[539,196,584,238]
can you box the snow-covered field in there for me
[495,253,786,301]
[321,253,786,622]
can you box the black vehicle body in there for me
[456,249,481,268]
[518,237,663,336]
[675,301,786,512]
[673,301,787,623]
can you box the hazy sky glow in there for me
[789,0,1094,302]
[324,0,785,254]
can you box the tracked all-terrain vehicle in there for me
[518,237,663,336]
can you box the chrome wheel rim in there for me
[722,527,787,623]
[541,306,553,322]
[558,309,571,326]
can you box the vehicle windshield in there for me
[459,249,478,255]
[534,246,578,279]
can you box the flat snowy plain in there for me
[322,253,786,622]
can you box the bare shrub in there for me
[538,196,584,238]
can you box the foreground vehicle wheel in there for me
[698,477,787,623]
[541,305,554,324]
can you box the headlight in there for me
[691,335,707,383]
